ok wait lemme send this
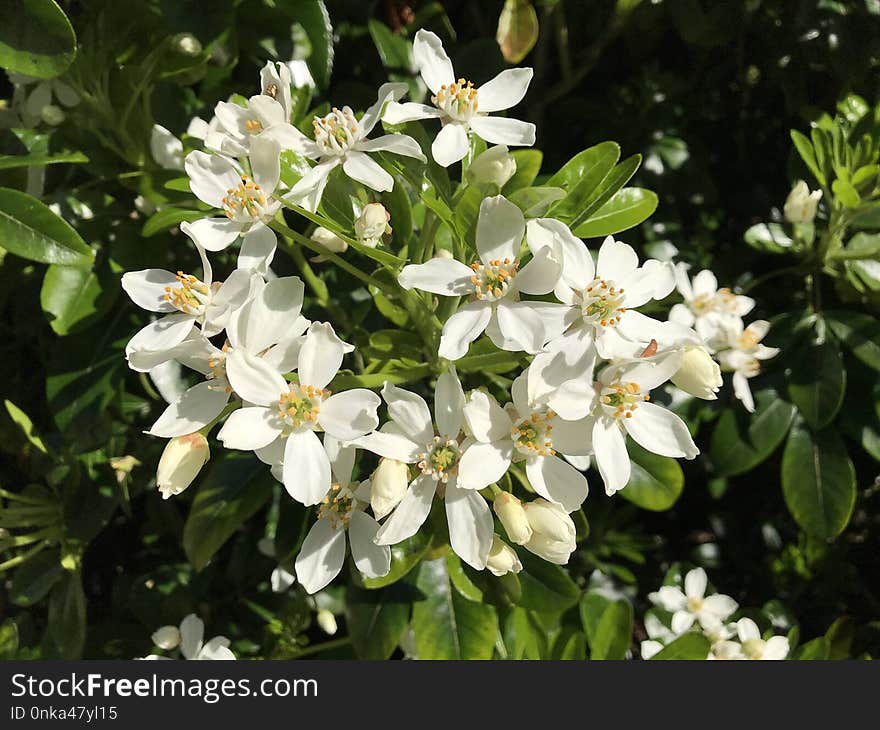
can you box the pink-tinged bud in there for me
[156,433,210,499]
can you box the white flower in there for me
[294,437,391,593]
[184,136,282,268]
[589,352,699,495]
[520,498,576,565]
[309,226,348,263]
[121,224,254,371]
[466,144,517,187]
[784,180,822,224]
[156,433,210,499]
[639,612,679,660]
[7,72,79,128]
[486,534,522,576]
[355,202,391,247]
[150,124,184,170]
[668,265,754,347]
[285,59,315,90]
[398,195,562,360]
[649,568,738,635]
[353,369,494,570]
[370,458,410,520]
[492,491,532,545]
[383,30,535,167]
[142,614,235,660]
[147,276,308,438]
[715,319,779,413]
[733,618,789,660]
[458,369,591,512]
[282,83,426,212]
[217,322,380,506]
[261,61,295,120]
[316,609,338,635]
[671,345,723,400]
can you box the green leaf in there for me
[572,187,658,238]
[506,186,566,217]
[781,423,856,539]
[48,570,86,659]
[10,550,63,607]
[0,151,88,170]
[503,149,543,192]
[620,441,684,511]
[793,637,830,660]
[744,222,795,254]
[0,619,19,659]
[550,626,587,660]
[368,18,411,69]
[832,178,860,208]
[45,350,123,438]
[826,310,880,371]
[346,584,411,659]
[381,179,413,250]
[182,452,275,571]
[516,550,580,614]
[649,633,711,660]
[142,208,204,238]
[569,154,642,229]
[589,599,633,660]
[40,264,116,336]
[503,607,548,659]
[710,389,797,478]
[791,129,825,186]
[4,399,48,454]
[0,187,93,266]
[0,0,76,79]
[362,527,433,589]
[411,557,498,659]
[787,339,846,429]
[277,0,333,89]
[547,141,620,221]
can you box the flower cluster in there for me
[140,614,235,660]
[642,568,790,660]
[123,32,769,595]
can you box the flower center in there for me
[512,411,556,457]
[206,344,232,394]
[318,483,354,530]
[163,272,210,315]
[418,436,461,483]
[742,638,764,660]
[432,78,478,121]
[245,118,263,134]
[599,381,649,420]
[275,384,327,431]
[222,175,268,220]
[687,596,704,613]
[580,278,626,327]
[738,330,761,350]
[312,106,359,155]
[470,258,518,301]
[264,83,278,100]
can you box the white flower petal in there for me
[357,133,426,162]
[476,195,524,264]
[298,322,351,390]
[374,474,437,545]
[685,567,707,600]
[438,301,492,360]
[549,416,592,456]
[342,150,394,192]
[525,454,588,512]
[463,389,512,442]
[671,611,696,635]
[382,101,443,125]
[527,218,593,289]
[445,481,493,569]
[476,68,533,113]
[514,245,561,295]
[353,431,421,462]
[469,115,535,147]
[121,270,178,312]
[148,381,230,437]
[431,122,469,167]
[702,594,738,621]
[382,382,434,444]
[323,433,355,486]
[624,401,699,459]
[762,636,790,660]
[596,236,639,281]
[179,614,205,660]
[435,366,465,437]
[125,314,195,371]
[348,512,391,579]
[225,349,287,406]
[319,389,381,441]
[412,29,455,94]
[592,420,631,495]
[283,429,332,506]
[398,258,476,296]
[237,226,277,275]
[295,518,346,594]
[185,151,240,208]
[216,406,280,450]
[736,618,761,643]
[457,440,513,490]
[249,135,281,192]
[241,275,304,354]
[493,300,545,354]
[286,158,339,213]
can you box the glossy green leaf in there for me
[48,570,86,659]
[0,151,87,170]
[0,187,93,266]
[516,550,580,613]
[649,633,711,660]
[620,441,684,511]
[826,310,880,371]
[142,208,204,238]
[832,178,860,208]
[277,0,333,89]
[368,19,411,69]
[569,154,642,229]
[0,0,76,79]
[781,423,856,539]
[589,599,633,660]
[40,264,116,336]
[787,339,846,429]
[11,550,63,607]
[573,187,658,238]
[547,141,619,221]
[503,149,542,192]
[791,129,825,186]
[363,527,433,589]
[503,607,547,659]
[346,584,411,659]
[506,186,566,217]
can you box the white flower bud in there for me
[310,226,348,263]
[172,33,203,57]
[493,491,532,545]
[41,104,64,126]
[434,248,454,259]
[671,345,723,400]
[370,458,409,520]
[522,498,576,565]
[783,180,822,224]
[486,534,522,576]
[151,625,181,650]
[467,145,517,187]
[355,203,391,248]
[156,433,210,499]
[316,609,338,636]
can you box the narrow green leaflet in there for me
[790,129,826,186]
[0,188,93,267]
[620,442,685,511]
[503,149,543,192]
[0,0,76,79]
[573,187,658,238]
[589,599,633,660]
[826,310,880,371]
[411,557,498,659]
[47,570,86,659]
[547,141,619,221]
[781,423,856,539]
[276,0,334,89]
[0,152,88,170]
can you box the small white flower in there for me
[466,144,517,187]
[398,195,563,360]
[671,345,723,400]
[355,202,391,248]
[150,124,184,170]
[151,625,181,651]
[156,433,210,499]
[485,534,522,576]
[784,180,822,224]
[734,618,790,660]
[640,612,679,659]
[383,30,535,167]
[649,568,738,635]
[520,498,576,565]
[294,438,391,594]
[353,369,494,571]
[715,319,779,413]
[370,458,410,520]
[142,614,235,660]
[282,83,426,212]
[7,72,79,128]
[217,322,380,506]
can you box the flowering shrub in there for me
[1,0,878,660]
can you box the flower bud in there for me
[370,458,409,520]
[310,226,348,263]
[151,625,181,650]
[355,203,391,248]
[496,0,539,64]
[316,609,338,636]
[522,498,576,565]
[467,145,517,188]
[671,346,722,400]
[41,104,65,126]
[156,433,210,499]
[783,180,822,224]
[486,534,523,576]
[172,32,203,57]
[434,248,453,259]
[493,491,532,545]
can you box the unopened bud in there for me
[493,491,532,545]
[151,625,181,650]
[41,104,64,126]
[310,226,348,262]
[370,458,409,520]
[522,498,576,565]
[355,203,391,248]
[156,433,210,499]
[783,180,822,224]
[486,534,522,576]
[316,609,338,636]
[434,248,454,259]
[496,0,539,64]
[172,33,203,57]
[671,346,722,400]
[467,145,517,187]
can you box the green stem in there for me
[287,243,330,305]
[0,540,50,574]
[292,636,352,659]
[0,488,51,506]
[741,265,808,294]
